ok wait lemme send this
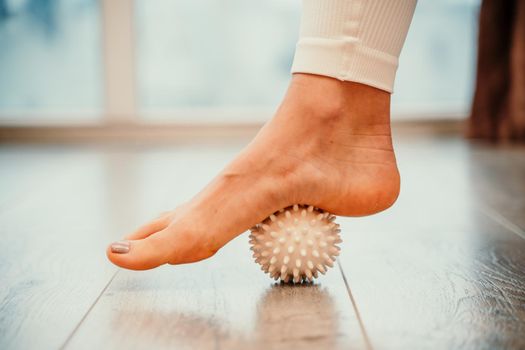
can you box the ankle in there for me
[287,73,392,133]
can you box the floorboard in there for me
[0,146,119,349]
[0,143,246,349]
[469,142,525,234]
[1,135,524,350]
[64,235,366,350]
[62,142,367,350]
[337,137,525,349]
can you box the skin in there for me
[107,74,400,270]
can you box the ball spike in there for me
[295,259,302,268]
[330,247,340,256]
[293,274,301,284]
[307,260,315,270]
[305,269,313,280]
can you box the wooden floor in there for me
[1,132,524,350]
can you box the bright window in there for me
[135,0,480,121]
[0,0,102,122]
[135,0,300,122]
[0,0,480,124]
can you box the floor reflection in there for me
[110,283,340,349]
[253,283,339,347]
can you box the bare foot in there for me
[107,74,400,270]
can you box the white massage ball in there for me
[249,204,342,283]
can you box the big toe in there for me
[106,230,175,270]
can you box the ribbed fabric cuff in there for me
[291,0,417,93]
[291,38,398,93]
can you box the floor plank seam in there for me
[337,260,374,350]
[58,269,120,350]
[479,205,525,240]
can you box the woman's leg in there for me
[107,0,417,270]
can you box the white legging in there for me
[292,0,417,93]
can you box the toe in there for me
[107,229,176,270]
[125,213,173,241]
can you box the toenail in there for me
[111,241,130,254]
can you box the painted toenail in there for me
[111,241,130,254]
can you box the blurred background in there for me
[0,0,481,125]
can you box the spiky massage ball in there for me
[249,204,342,283]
